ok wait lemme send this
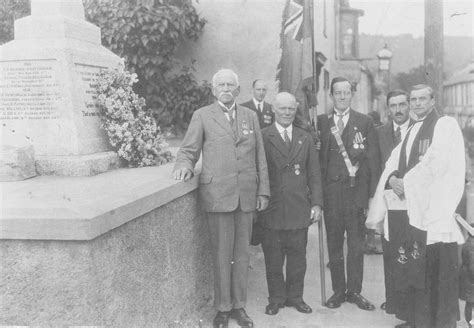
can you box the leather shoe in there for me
[213,311,230,328]
[394,322,414,328]
[325,292,345,308]
[230,308,253,328]
[265,303,284,315]
[346,292,375,311]
[380,302,386,310]
[285,300,312,313]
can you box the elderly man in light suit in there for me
[173,69,270,328]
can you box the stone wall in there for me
[0,191,213,327]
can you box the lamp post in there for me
[377,43,393,87]
[375,44,393,122]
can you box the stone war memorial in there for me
[0,0,121,178]
[0,0,212,326]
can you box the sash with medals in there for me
[329,125,359,187]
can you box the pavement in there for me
[198,223,470,328]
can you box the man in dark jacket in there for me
[260,92,323,315]
[317,77,380,311]
[241,79,274,129]
[376,89,410,313]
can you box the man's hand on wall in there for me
[256,195,269,211]
[173,168,193,182]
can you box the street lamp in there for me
[377,43,393,72]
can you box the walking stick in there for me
[318,213,326,306]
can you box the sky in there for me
[351,0,473,37]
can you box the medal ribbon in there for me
[330,126,359,182]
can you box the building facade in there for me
[444,61,474,128]
[178,0,372,115]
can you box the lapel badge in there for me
[298,140,302,145]
[242,120,249,135]
[294,164,301,176]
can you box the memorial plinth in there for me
[0,0,121,177]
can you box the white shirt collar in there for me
[218,101,236,111]
[253,98,264,110]
[393,119,409,132]
[334,107,350,117]
[275,122,293,141]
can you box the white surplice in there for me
[366,116,466,244]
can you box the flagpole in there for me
[308,0,318,133]
[308,0,326,307]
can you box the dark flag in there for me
[277,0,316,131]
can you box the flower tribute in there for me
[95,63,173,167]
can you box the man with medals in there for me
[241,79,275,129]
[317,77,380,311]
[173,69,270,328]
[367,84,465,328]
[259,92,323,316]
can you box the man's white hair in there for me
[212,69,239,87]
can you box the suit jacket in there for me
[240,100,274,129]
[174,102,270,212]
[317,109,380,208]
[377,121,397,171]
[260,124,323,230]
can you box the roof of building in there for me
[444,61,474,86]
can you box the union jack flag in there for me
[277,0,316,131]
[283,0,305,42]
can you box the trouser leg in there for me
[285,228,308,304]
[325,209,346,294]
[261,228,286,304]
[231,209,253,309]
[345,206,365,294]
[207,211,235,311]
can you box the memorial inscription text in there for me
[0,60,60,121]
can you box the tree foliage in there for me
[0,0,213,133]
[83,0,213,133]
[395,65,427,92]
[0,0,30,45]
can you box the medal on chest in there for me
[263,114,272,124]
[294,163,300,176]
[353,127,366,149]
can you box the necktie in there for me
[257,103,262,112]
[336,114,345,133]
[394,126,402,145]
[283,129,291,149]
[227,109,234,125]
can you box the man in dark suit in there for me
[317,76,380,311]
[173,69,270,328]
[241,79,274,129]
[376,89,410,314]
[260,92,323,315]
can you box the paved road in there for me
[201,223,469,328]
[243,225,402,328]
